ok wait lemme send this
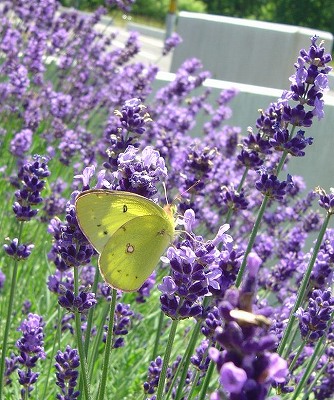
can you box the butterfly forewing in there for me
[99,214,174,291]
[75,189,172,253]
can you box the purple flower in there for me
[143,355,190,397]
[219,361,247,393]
[3,238,34,260]
[270,128,313,157]
[317,187,334,215]
[9,64,30,96]
[104,99,153,169]
[295,289,334,341]
[15,313,45,398]
[11,155,50,221]
[103,303,134,348]
[115,145,168,198]
[105,0,136,13]
[201,307,222,339]
[55,345,80,400]
[221,186,249,212]
[0,269,5,289]
[49,92,72,119]
[159,213,234,319]
[58,289,97,314]
[265,353,289,383]
[4,353,19,386]
[16,314,45,359]
[115,98,152,135]
[47,192,95,272]
[190,339,210,372]
[246,252,262,276]
[10,129,33,157]
[209,273,288,400]
[22,300,32,315]
[255,170,293,201]
[237,149,264,169]
[243,130,273,155]
[163,33,182,56]
[47,270,74,295]
[143,356,163,395]
[135,271,156,303]
[282,35,332,126]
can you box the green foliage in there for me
[59,0,206,20]
[132,0,206,21]
[202,0,334,36]
[270,0,334,37]
[60,0,102,11]
[178,0,207,13]
[201,0,268,18]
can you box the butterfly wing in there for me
[99,214,174,291]
[75,189,170,253]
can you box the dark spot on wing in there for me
[97,224,101,227]
[103,230,108,235]
[123,205,128,213]
[126,243,135,253]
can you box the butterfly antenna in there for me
[172,180,201,205]
[162,182,169,204]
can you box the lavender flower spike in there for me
[15,314,45,398]
[55,346,80,400]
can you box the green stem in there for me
[172,297,212,400]
[275,149,290,176]
[290,335,326,400]
[97,288,117,400]
[74,267,91,400]
[173,321,202,400]
[237,167,249,192]
[235,195,269,287]
[292,312,334,400]
[152,310,166,360]
[187,368,201,399]
[84,266,100,357]
[198,359,215,400]
[165,335,192,400]
[41,305,62,399]
[88,301,110,382]
[156,319,179,400]
[0,222,23,398]
[289,337,308,372]
[277,212,331,358]
[225,168,249,225]
[301,361,327,400]
[283,320,299,363]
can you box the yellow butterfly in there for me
[75,189,175,292]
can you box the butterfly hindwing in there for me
[75,189,171,253]
[99,214,174,291]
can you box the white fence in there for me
[171,12,333,90]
